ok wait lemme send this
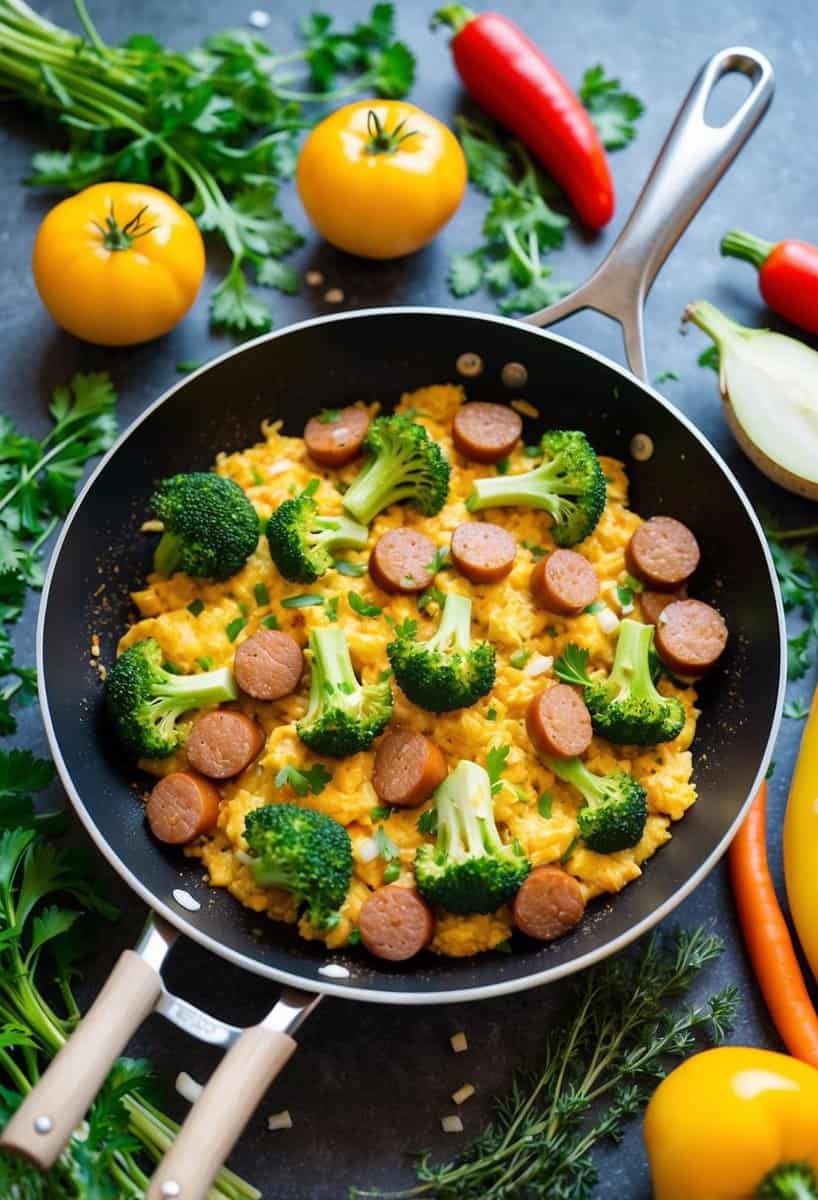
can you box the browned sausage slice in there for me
[452,402,522,463]
[369,528,437,594]
[639,584,688,626]
[451,522,517,584]
[146,771,221,845]
[373,730,447,809]
[530,549,599,615]
[234,629,303,700]
[186,710,265,779]
[512,865,585,941]
[358,885,435,961]
[526,684,592,759]
[304,405,370,468]
[626,517,700,590]
[654,598,728,677]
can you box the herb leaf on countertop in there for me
[579,64,645,149]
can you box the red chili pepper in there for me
[722,229,818,336]
[432,5,614,229]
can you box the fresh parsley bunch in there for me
[0,372,118,733]
[0,1,415,334]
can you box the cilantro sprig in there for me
[2,3,415,335]
[275,762,332,796]
[579,64,645,150]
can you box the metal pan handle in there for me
[527,46,774,379]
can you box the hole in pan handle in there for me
[525,46,775,381]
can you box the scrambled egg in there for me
[120,384,698,959]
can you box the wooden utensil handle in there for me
[0,949,162,1167]
[146,1024,297,1200]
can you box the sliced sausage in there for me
[512,865,585,941]
[526,684,592,759]
[304,405,369,468]
[146,771,221,845]
[369,528,437,594]
[451,522,517,584]
[373,730,447,809]
[626,517,700,590]
[531,549,599,615]
[452,402,522,463]
[359,885,435,962]
[234,629,303,700]
[639,584,688,626]
[186,710,265,779]
[654,598,728,677]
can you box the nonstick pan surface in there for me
[38,306,786,1003]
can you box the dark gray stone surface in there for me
[1,1,817,1196]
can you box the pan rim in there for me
[36,304,787,1005]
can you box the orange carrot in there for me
[729,782,818,1066]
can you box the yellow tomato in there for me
[296,100,467,259]
[644,1047,818,1200]
[32,182,205,346]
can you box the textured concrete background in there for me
[1,1,817,1196]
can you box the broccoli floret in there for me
[387,592,496,712]
[557,619,685,745]
[342,414,451,525]
[267,479,369,583]
[244,803,352,929]
[545,755,647,854]
[467,429,606,546]
[151,472,259,580]
[105,637,237,759]
[296,626,392,757]
[415,761,530,913]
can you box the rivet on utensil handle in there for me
[33,1116,52,1135]
[160,1181,182,1198]
[527,46,775,380]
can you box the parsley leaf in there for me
[275,762,332,796]
[448,251,484,297]
[326,595,339,622]
[579,64,645,150]
[418,585,445,612]
[417,807,438,835]
[784,698,809,720]
[374,824,400,861]
[348,591,381,617]
[537,790,553,819]
[654,370,680,385]
[554,644,593,687]
[254,582,270,606]
[225,616,247,641]
[486,744,510,796]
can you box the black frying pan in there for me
[2,46,784,1200]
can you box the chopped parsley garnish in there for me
[348,591,381,617]
[584,601,606,614]
[251,467,265,486]
[225,616,247,641]
[417,808,438,835]
[335,559,367,577]
[784,698,809,720]
[509,649,532,669]
[523,444,542,458]
[347,927,361,945]
[261,612,280,629]
[254,582,270,606]
[187,598,205,617]
[486,744,510,796]
[699,345,720,372]
[318,408,341,423]
[238,602,250,617]
[425,546,450,574]
[653,370,679,385]
[617,584,634,607]
[162,661,181,675]
[495,457,510,475]
[545,625,559,637]
[197,656,213,671]
[624,573,644,594]
[326,596,339,623]
[374,824,400,862]
[383,862,401,883]
[370,804,394,821]
[418,585,446,612]
[579,64,645,150]
[521,540,547,558]
[560,836,580,864]
[554,644,592,687]
[486,707,498,721]
[538,791,553,819]
[275,762,332,797]
[281,593,324,608]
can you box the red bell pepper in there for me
[722,229,818,336]
[432,5,615,229]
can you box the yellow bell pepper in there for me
[784,687,818,983]
[644,1047,818,1200]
